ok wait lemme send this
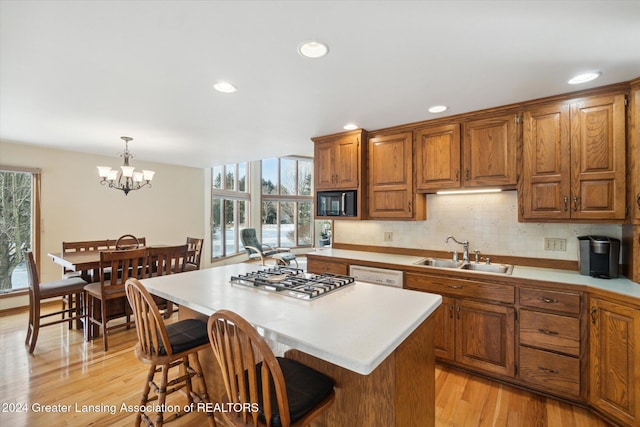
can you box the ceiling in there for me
[1,1,639,169]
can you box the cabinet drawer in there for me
[306,259,349,275]
[519,287,581,314]
[519,346,580,398]
[519,310,580,356]
[406,273,514,304]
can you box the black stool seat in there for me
[159,319,209,355]
[256,357,334,426]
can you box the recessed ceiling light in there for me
[298,41,329,58]
[568,71,601,85]
[343,123,358,130]
[428,105,448,113]
[213,81,237,93]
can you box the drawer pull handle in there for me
[448,285,463,289]
[538,297,558,304]
[538,366,559,374]
[538,328,559,335]
[449,304,454,319]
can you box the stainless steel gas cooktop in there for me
[230,266,355,300]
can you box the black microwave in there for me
[316,190,357,217]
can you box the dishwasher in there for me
[349,265,404,288]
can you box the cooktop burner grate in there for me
[230,266,355,300]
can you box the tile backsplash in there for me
[334,191,622,261]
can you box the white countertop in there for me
[140,263,442,375]
[309,248,640,299]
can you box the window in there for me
[211,163,249,258]
[261,157,313,248]
[0,167,40,293]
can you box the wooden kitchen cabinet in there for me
[368,131,425,219]
[306,257,349,275]
[405,272,515,377]
[517,286,584,400]
[589,295,640,427]
[312,129,366,190]
[463,114,518,188]
[415,124,461,191]
[415,114,518,193]
[520,93,626,221]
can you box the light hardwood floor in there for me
[0,303,612,427]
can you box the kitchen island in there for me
[141,263,441,427]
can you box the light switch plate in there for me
[544,237,567,251]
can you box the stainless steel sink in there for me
[460,263,513,274]
[413,258,513,274]
[414,258,464,269]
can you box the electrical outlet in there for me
[384,232,393,242]
[544,237,567,251]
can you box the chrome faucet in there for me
[445,235,470,262]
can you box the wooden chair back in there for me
[147,244,188,276]
[186,237,203,270]
[108,235,146,250]
[208,310,291,427]
[125,278,173,358]
[100,248,148,290]
[62,239,110,278]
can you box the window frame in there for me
[211,163,250,260]
[0,165,41,295]
[261,156,314,248]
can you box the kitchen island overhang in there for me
[141,263,441,426]
[140,263,441,375]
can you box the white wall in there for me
[335,191,622,261]
[1,141,206,286]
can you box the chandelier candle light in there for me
[97,136,155,195]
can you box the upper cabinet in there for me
[368,131,425,220]
[520,94,626,221]
[313,129,366,190]
[415,114,518,192]
[415,124,461,191]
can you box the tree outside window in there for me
[211,163,249,259]
[0,168,38,292]
[261,157,313,248]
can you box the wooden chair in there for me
[147,244,189,318]
[240,229,297,267]
[24,250,88,353]
[125,278,215,427]
[184,237,203,271]
[207,310,334,427]
[60,239,110,327]
[61,239,110,280]
[84,248,147,351]
[108,234,146,250]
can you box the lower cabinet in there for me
[517,286,584,400]
[406,272,516,377]
[306,257,349,275]
[589,295,640,427]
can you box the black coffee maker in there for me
[578,235,620,279]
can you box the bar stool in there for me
[125,278,215,427]
[24,250,87,353]
[208,309,335,427]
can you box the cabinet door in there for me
[521,103,571,220]
[570,94,626,220]
[463,114,518,188]
[633,84,640,224]
[334,135,360,189]
[368,132,414,219]
[415,124,461,192]
[306,258,349,275]
[589,297,640,426]
[456,299,515,377]
[432,295,455,361]
[314,141,335,190]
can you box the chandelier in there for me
[97,136,155,195]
